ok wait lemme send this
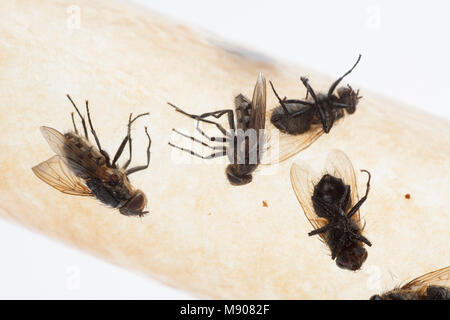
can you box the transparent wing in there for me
[263,123,325,165]
[250,72,267,131]
[290,161,328,243]
[325,149,362,228]
[32,155,92,196]
[40,126,70,157]
[262,114,347,165]
[401,266,450,292]
[250,73,267,162]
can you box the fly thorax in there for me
[234,94,252,130]
[103,169,133,201]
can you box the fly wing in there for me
[32,155,92,196]
[262,123,325,165]
[401,266,450,292]
[39,126,101,178]
[247,73,266,163]
[290,161,328,243]
[263,111,348,165]
[250,72,267,131]
[325,149,362,228]
[40,126,70,156]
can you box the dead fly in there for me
[168,73,266,186]
[32,95,151,217]
[371,266,450,300]
[268,55,362,163]
[290,149,371,271]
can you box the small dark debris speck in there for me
[405,194,411,199]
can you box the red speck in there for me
[262,201,268,207]
[405,194,411,199]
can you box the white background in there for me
[1,0,449,299]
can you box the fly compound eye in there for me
[127,193,146,212]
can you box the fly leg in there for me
[168,102,235,137]
[168,103,234,159]
[113,112,149,169]
[67,94,89,140]
[171,129,228,150]
[168,142,227,160]
[355,233,372,247]
[195,109,235,139]
[269,80,290,115]
[125,127,152,175]
[300,77,331,133]
[347,170,371,218]
[307,197,338,235]
[331,102,350,109]
[71,112,78,134]
[300,77,318,102]
[85,100,111,166]
[308,222,338,236]
[327,54,362,97]
[269,81,313,116]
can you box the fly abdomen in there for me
[271,103,314,135]
[64,132,106,167]
[86,178,120,208]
